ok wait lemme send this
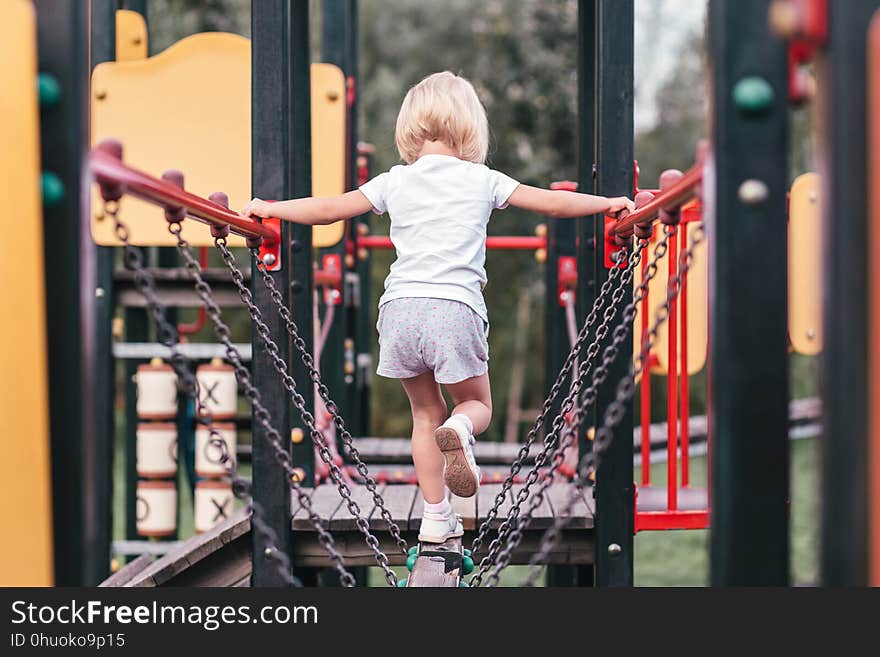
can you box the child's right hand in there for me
[606,196,635,215]
[240,197,273,219]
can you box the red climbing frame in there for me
[621,163,710,534]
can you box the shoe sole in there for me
[417,527,464,544]
[434,426,480,498]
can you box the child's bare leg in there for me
[400,371,448,504]
[445,372,492,435]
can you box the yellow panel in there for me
[0,0,54,586]
[633,217,708,376]
[91,33,346,248]
[116,9,147,62]
[310,63,346,245]
[788,173,823,355]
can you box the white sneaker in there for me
[418,510,464,544]
[434,415,481,498]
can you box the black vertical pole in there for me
[592,0,634,588]
[708,0,790,586]
[251,0,297,586]
[816,0,880,586]
[288,0,315,486]
[570,0,598,589]
[36,0,95,585]
[321,0,352,422]
[321,0,367,587]
[89,0,119,581]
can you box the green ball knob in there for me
[733,76,775,114]
[37,73,61,107]
[397,578,408,588]
[406,554,417,572]
[408,546,419,557]
[462,555,474,575]
[463,549,472,558]
[458,580,469,588]
[41,172,65,207]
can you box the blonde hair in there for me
[394,71,489,165]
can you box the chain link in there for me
[208,239,399,586]
[519,224,705,586]
[105,200,315,586]
[160,221,357,587]
[246,247,409,555]
[472,240,654,586]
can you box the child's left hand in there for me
[240,197,272,219]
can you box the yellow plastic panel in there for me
[788,173,823,355]
[91,33,346,247]
[0,0,54,585]
[116,9,147,61]
[633,214,708,376]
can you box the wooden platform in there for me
[109,482,594,587]
[289,482,594,567]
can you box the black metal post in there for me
[592,0,635,588]
[36,0,96,585]
[251,0,298,586]
[708,0,790,586]
[89,0,119,580]
[321,0,353,423]
[816,0,880,586]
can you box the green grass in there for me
[634,437,819,586]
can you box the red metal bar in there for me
[178,246,209,336]
[357,235,547,251]
[635,510,709,532]
[640,249,652,486]
[667,228,679,511]
[611,164,703,235]
[680,224,690,487]
[90,147,279,243]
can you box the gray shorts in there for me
[376,298,489,385]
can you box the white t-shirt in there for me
[359,154,520,324]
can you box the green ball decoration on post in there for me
[463,548,472,558]
[41,172,65,207]
[397,578,408,588]
[408,545,419,557]
[462,554,474,575]
[458,580,469,588]
[732,76,775,114]
[406,554,418,572]
[37,73,61,108]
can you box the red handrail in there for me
[358,235,547,251]
[90,144,279,243]
[611,164,703,235]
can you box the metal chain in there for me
[211,241,400,586]
[483,232,672,585]
[162,221,357,587]
[520,224,705,586]
[468,249,629,566]
[246,247,409,554]
[471,240,652,586]
[103,199,307,587]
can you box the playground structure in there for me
[2,0,879,587]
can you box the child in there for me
[242,71,634,543]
